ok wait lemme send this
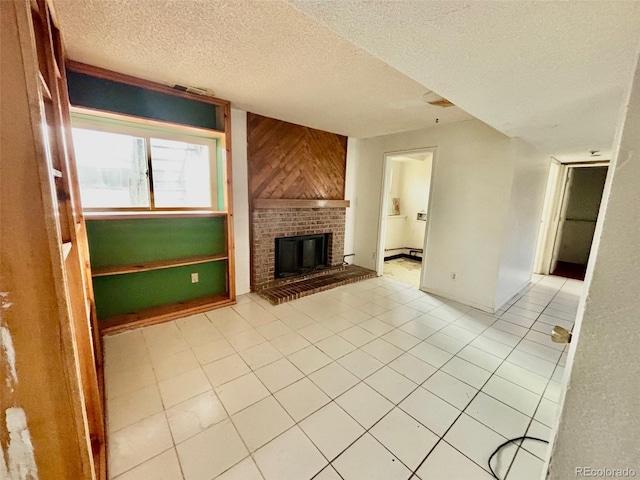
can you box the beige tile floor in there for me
[104,273,580,480]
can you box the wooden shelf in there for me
[100,294,234,335]
[253,199,350,209]
[91,254,227,277]
[85,210,227,220]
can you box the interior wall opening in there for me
[377,149,435,286]
[536,162,609,281]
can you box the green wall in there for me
[86,216,228,319]
[67,70,222,131]
[86,217,226,269]
[93,261,227,319]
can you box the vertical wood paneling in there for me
[247,113,347,200]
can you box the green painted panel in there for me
[67,71,222,131]
[86,217,226,269]
[93,261,227,319]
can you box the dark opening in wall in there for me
[275,233,329,278]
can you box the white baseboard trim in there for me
[494,279,532,312]
[419,286,495,314]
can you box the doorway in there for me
[549,165,608,280]
[377,148,435,287]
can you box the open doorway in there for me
[535,162,610,280]
[549,165,608,280]
[377,148,435,286]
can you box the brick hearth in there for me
[251,207,346,288]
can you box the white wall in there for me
[384,215,406,250]
[494,141,550,307]
[230,108,251,295]
[399,158,432,249]
[548,50,640,479]
[344,137,359,260]
[383,158,432,254]
[352,119,547,311]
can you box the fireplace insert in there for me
[275,233,329,278]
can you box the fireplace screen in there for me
[275,233,329,278]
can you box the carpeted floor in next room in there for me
[103,273,579,480]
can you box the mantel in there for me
[253,199,350,209]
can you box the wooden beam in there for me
[253,199,350,209]
[66,60,230,109]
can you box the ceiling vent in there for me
[422,90,455,108]
[173,84,216,97]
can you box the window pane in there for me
[150,138,213,208]
[72,128,150,208]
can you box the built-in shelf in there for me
[85,210,227,220]
[91,254,227,277]
[100,294,234,335]
[253,199,350,209]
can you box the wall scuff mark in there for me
[0,293,40,479]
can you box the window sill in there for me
[84,210,227,220]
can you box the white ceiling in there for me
[52,0,472,139]
[289,0,640,161]
[52,1,640,161]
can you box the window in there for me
[71,112,222,211]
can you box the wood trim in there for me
[254,199,350,209]
[85,211,227,220]
[91,254,228,277]
[4,1,95,478]
[70,106,226,138]
[100,294,235,335]
[66,60,231,109]
[223,103,236,301]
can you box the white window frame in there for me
[70,109,224,213]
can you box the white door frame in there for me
[376,147,437,288]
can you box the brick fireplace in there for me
[251,206,346,288]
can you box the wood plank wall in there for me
[247,113,348,200]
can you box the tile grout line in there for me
[105,274,577,480]
[407,275,569,480]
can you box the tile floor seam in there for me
[408,275,569,479]
[113,331,188,479]
[105,273,579,480]
[501,285,570,480]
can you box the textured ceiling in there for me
[289,0,640,161]
[52,1,640,160]
[51,0,472,138]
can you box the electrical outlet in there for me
[372,252,377,260]
[191,272,199,283]
[451,272,457,280]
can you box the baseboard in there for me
[384,253,423,262]
[419,286,494,314]
[494,279,532,312]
